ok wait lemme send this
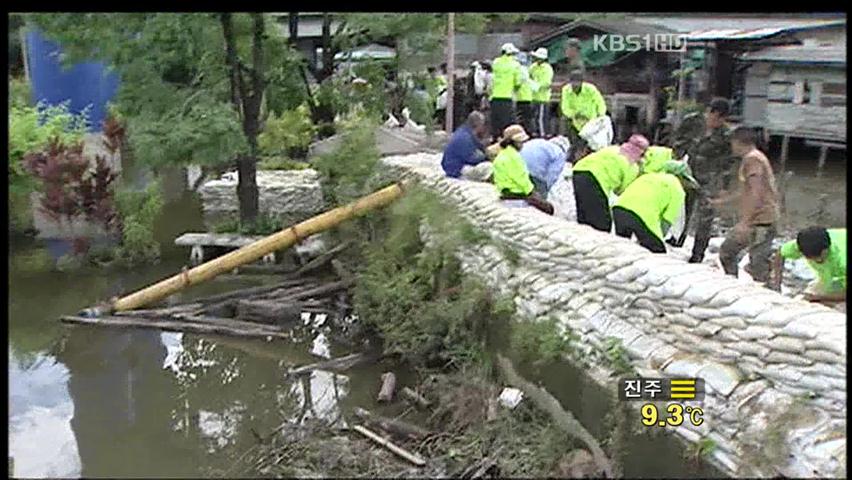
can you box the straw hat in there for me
[502,124,530,143]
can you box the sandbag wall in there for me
[379,153,846,478]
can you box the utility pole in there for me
[445,12,455,134]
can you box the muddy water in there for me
[10,193,720,478]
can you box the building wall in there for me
[745,63,847,140]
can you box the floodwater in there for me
[9,193,721,478]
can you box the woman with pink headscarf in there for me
[571,134,649,232]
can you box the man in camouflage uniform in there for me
[670,98,738,263]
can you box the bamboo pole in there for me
[103,183,404,313]
[352,425,427,466]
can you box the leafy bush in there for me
[113,181,165,265]
[353,188,512,368]
[313,119,381,205]
[258,105,317,160]
[9,76,31,108]
[510,317,578,366]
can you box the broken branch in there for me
[352,425,426,467]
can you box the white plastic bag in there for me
[498,387,524,409]
[579,116,614,151]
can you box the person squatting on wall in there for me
[491,124,554,215]
[613,154,699,254]
[490,43,523,138]
[711,126,779,286]
[671,97,737,260]
[441,111,493,182]
[529,48,554,139]
[571,134,649,232]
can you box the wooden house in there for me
[738,40,846,173]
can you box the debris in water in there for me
[313,313,328,329]
[302,312,312,326]
[310,333,332,359]
[498,387,524,409]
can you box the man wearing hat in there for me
[521,135,571,196]
[492,124,554,215]
[613,160,699,253]
[529,48,555,138]
[490,43,523,138]
[561,69,607,162]
[571,134,649,232]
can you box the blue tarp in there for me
[25,29,120,132]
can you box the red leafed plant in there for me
[102,114,126,157]
[23,137,118,230]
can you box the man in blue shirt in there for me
[441,111,493,181]
[520,136,571,196]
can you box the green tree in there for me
[29,13,308,224]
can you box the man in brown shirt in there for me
[711,127,779,286]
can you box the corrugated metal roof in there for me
[739,42,846,64]
[633,16,845,40]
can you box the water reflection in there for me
[8,351,80,478]
[58,328,196,478]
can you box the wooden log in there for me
[351,425,426,467]
[261,279,355,302]
[295,241,351,276]
[189,280,329,317]
[353,407,431,442]
[61,314,292,340]
[286,352,371,378]
[115,303,203,318]
[191,278,309,305]
[400,387,432,409]
[109,183,404,312]
[228,264,298,276]
[235,299,303,326]
[331,259,354,283]
[377,372,397,403]
[496,354,613,478]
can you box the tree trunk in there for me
[445,13,455,134]
[320,13,335,81]
[288,12,299,43]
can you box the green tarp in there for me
[543,36,627,68]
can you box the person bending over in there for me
[772,227,846,304]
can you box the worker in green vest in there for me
[773,227,846,304]
[572,134,649,232]
[561,69,607,161]
[529,48,554,138]
[516,53,535,138]
[492,124,554,215]
[490,43,523,138]
[613,161,699,253]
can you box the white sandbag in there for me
[579,116,614,151]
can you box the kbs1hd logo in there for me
[593,34,687,53]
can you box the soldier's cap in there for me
[663,160,700,189]
[566,38,582,47]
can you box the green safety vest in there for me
[781,228,847,292]
[642,146,674,174]
[529,62,554,103]
[615,172,686,241]
[517,65,534,102]
[560,82,607,132]
[572,146,640,196]
[493,145,534,196]
[490,54,522,101]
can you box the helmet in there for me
[531,48,549,60]
[549,136,571,154]
[501,43,519,54]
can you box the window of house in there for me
[821,82,846,106]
